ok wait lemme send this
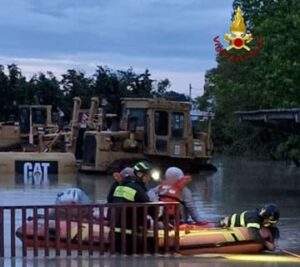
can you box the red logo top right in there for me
[213,6,264,62]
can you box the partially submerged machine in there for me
[0,105,76,177]
[0,97,214,176]
[0,105,65,151]
[76,97,214,172]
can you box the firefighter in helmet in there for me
[219,203,280,250]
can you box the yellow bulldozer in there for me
[72,97,214,173]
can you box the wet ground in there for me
[0,155,299,266]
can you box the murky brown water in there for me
[0,155,299,266]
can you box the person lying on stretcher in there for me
[219,204,280,251]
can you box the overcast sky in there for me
[0,0,233,97]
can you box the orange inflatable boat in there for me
[16,220,268,254]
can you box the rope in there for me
[280,248,300,259]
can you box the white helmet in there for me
[165,167,184,181]
[120,167,134,178]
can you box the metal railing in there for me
[0,202,180,258]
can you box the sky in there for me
[0,0,233,97]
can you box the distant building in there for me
[190,109,214,121]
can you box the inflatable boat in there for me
[16,219,268,254]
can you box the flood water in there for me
[0,155,299,266]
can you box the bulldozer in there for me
[75,97,214,173]
[0,105,58,150]
[0,104,76,177]
[0,104,72,152]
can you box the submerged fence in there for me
[0,203,180,258]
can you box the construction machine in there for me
[76,97,214,173]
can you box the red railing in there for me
[0,202,180,258]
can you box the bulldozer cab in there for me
[19,105,53,134]
[79,97,213,172]
[122,98,192,158]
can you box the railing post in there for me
[66,207,71,256]
[21,207,27,257]
[121,206,127,254]
[132,206,137,254]
[163,205,170,253]
[109,206,115,254]
[153,205,159,254]
[33,207,38,257]
[0,208,3,258]
[10,208,16,257]
[99,205,104,255]
[77,206,82,256]
[88,205,93,256]
[174,204,180,253]
[55,207,60,256]
[44,207,49,257]
[142,206,148,254]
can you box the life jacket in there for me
[158,175,192,216]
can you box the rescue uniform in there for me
[220,209,279,241]
[223,210,263,229]
[107,176,154,254]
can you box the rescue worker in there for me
[219,204,280,251]
[148,167,203,223]
[107,161,154,254]
[107,167,134,203]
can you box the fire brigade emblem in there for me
[224,6,253,51]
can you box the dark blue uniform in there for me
[107,176,154,254]
[222,209,279,241]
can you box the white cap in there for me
[165,167,184,181]
[120,167,134,178]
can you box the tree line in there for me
[196,0,300,163]
[0,65,188,121]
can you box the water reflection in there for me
[0,155,299,253]
[2,255,299,267]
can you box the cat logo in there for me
[23,162,50,180]
[15,160,58,184]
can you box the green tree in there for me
[0,65,9,120]
[198,0,300,158]
[61,69,93,116]
[155,78,171,97]
[29,72,63,108]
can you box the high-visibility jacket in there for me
[107,177,153,229]
[227,210,263,229]
[223,210,280,245]
[158,176,192,216]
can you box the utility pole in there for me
[189,83,192,102]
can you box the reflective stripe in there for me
[134,162,149,172]
[230,214,237,227]
[114,228,133,234]
[246,223,260,229]
[134,166,140,171]
[232,228,246,241]
[113,186,137,201]
[223,232,236,242]
[139,162,148,169]
[240,211,246,227]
